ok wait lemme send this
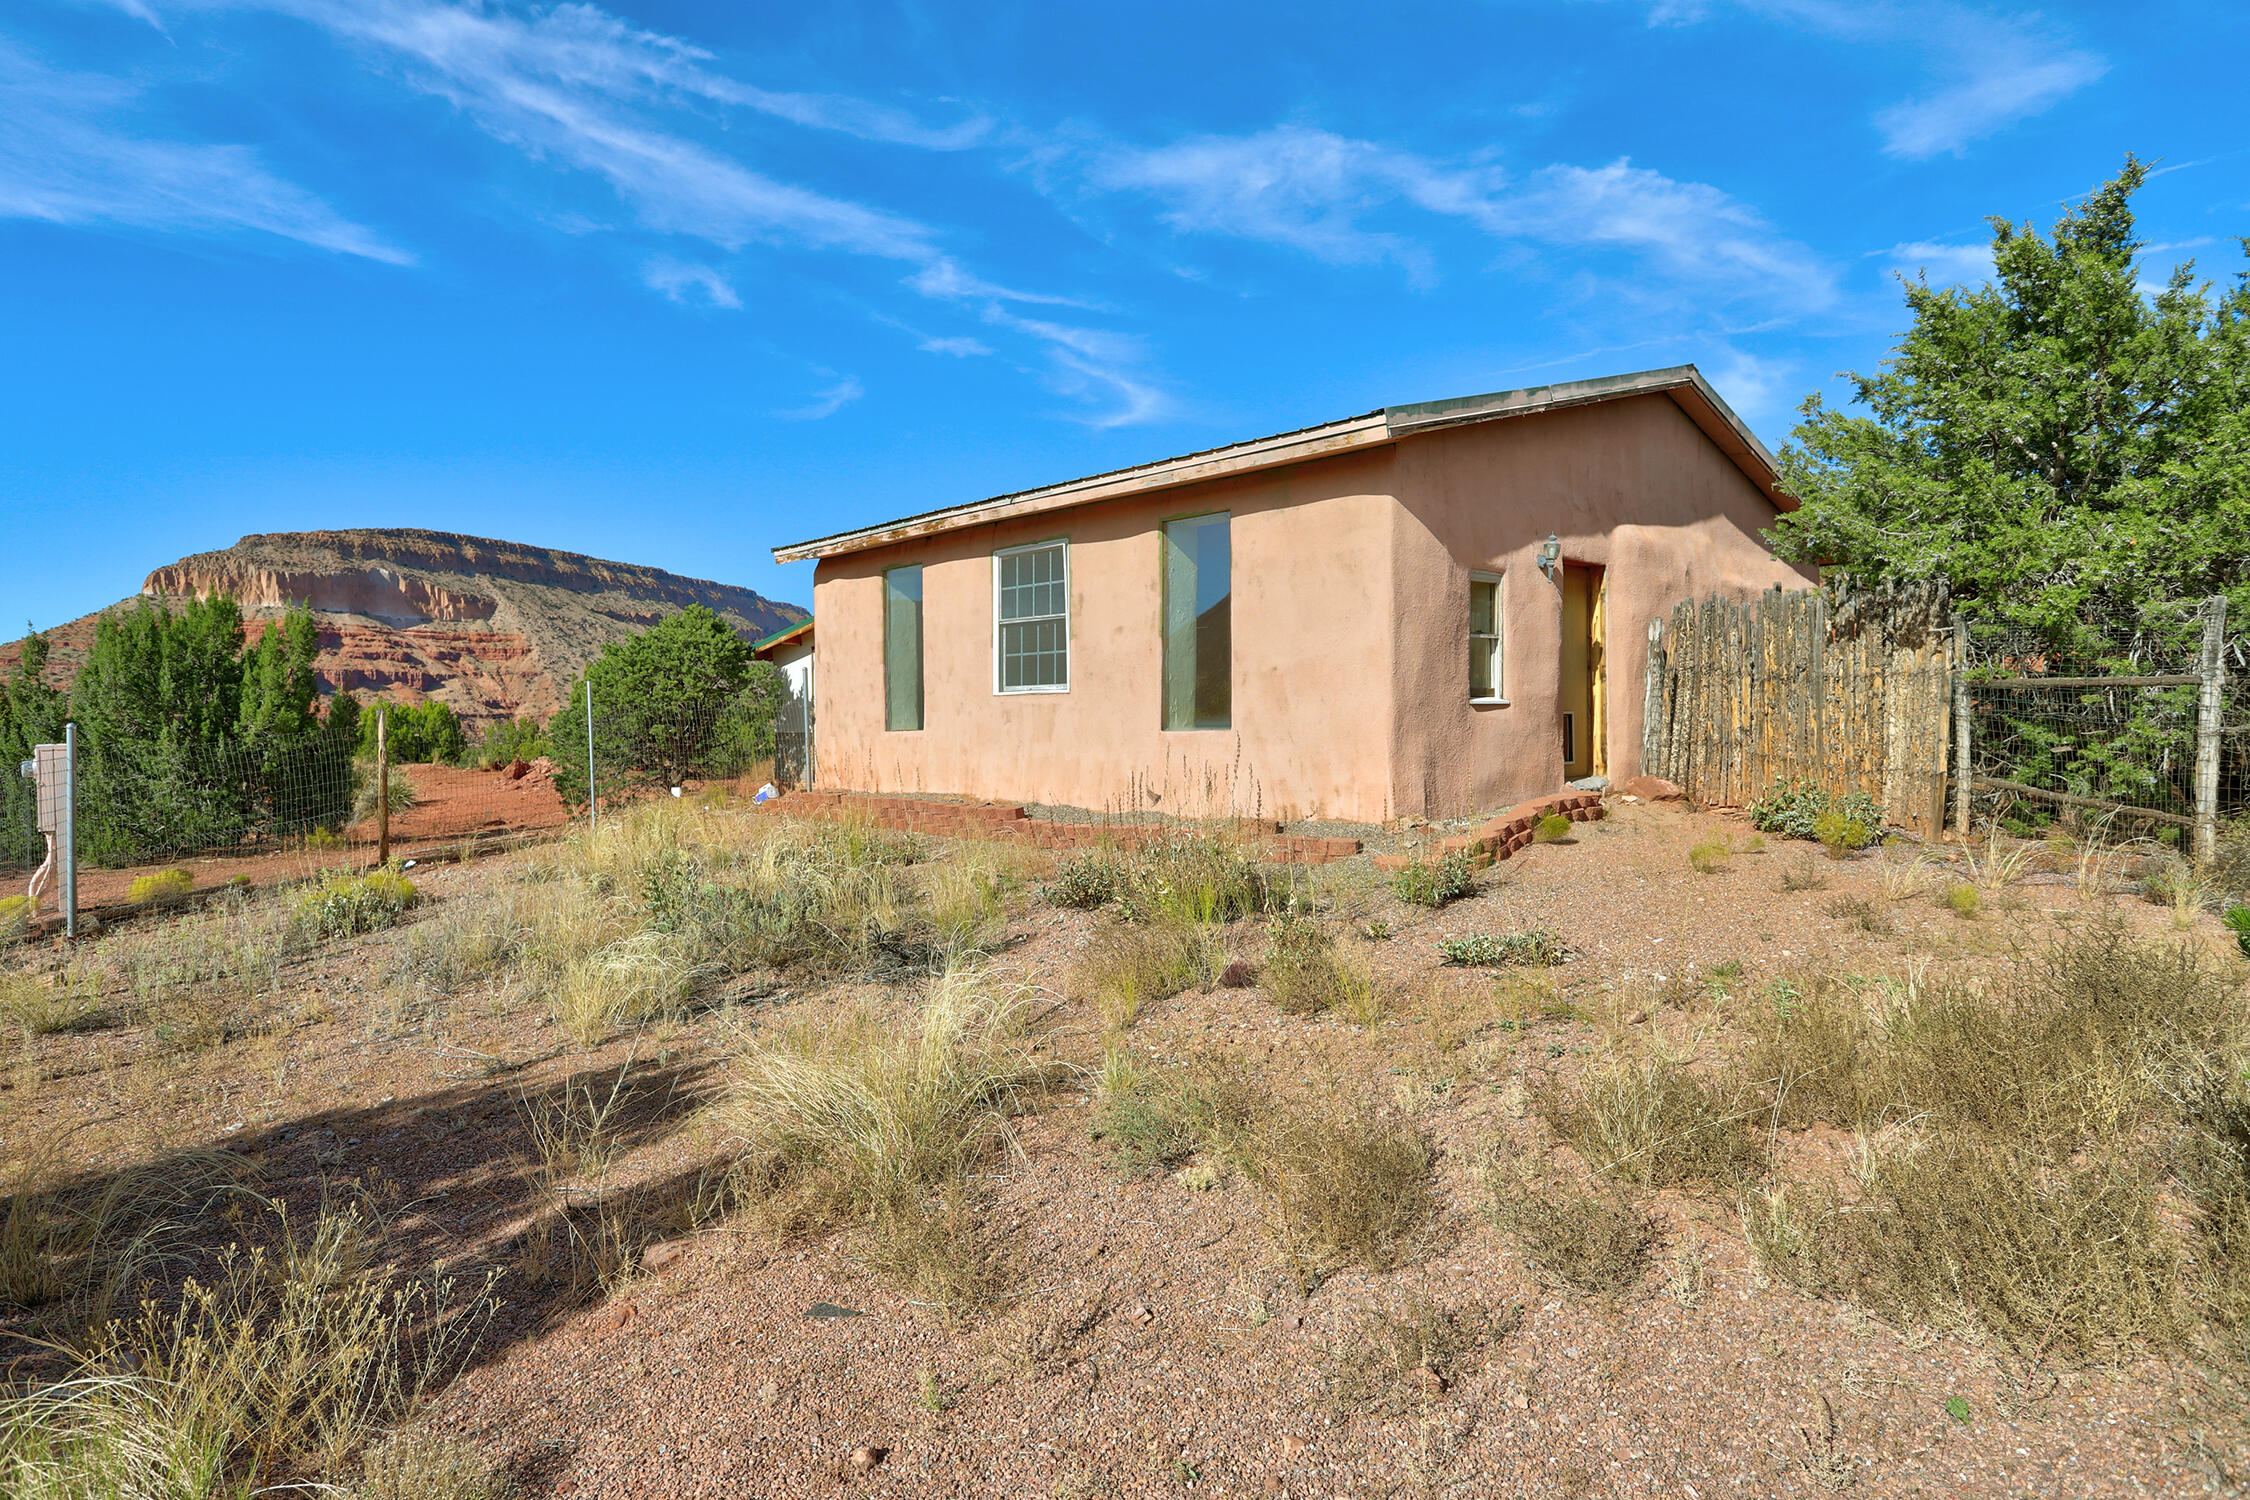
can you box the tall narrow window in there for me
[884,565,923,730]
[1469,572,1504,702]
[995,541,1068,692]
[1162,512,1231,729]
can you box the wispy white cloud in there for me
[1871,18,2105,159]
[918,334,992,357]
[642,254,739,308]
[779,374,863,420]
[1880,238,1994,285]
[0,40,409,262]
[1628,1,2105,158]
[109,0,1167,424]
[1083,126,1833,313]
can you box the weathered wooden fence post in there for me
[2194,594,2228,865]
[1951,617,1973,837]
[1642,616,1666,779]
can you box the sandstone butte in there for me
[0,528,806,729]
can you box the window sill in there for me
[1470,697,1511,707]
[995,686,1070,696]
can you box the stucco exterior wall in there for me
[803,390,1810,825]
[1389,394,1813,816]
[809,451,1403,823]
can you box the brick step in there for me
[1370,790,1605,874]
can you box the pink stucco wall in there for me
[807,394,1810,824]
[1389,394,1812,816]
[810,449,1402,822]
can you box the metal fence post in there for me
[61,722,76,941]
[2194,594,2228,866]
[1951,619,1972,837]
[376,704,391,867]
[586,680,597,834]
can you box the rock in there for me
[1616,775,1686,803]
[1127,1301,1155,1327]
[1627,1009,1649,1025]
[1278,1434,1308,1458]
[590,1301,636,1333]
[1568,775,1610,792]
[1409,1364,1449,1394]
[640,1241,684,1272]
[850,1445,886,1475]
[757,1380,779,1406]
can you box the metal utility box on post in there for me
[2194,595,2229,866]
[25,732,77,939]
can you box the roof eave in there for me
[771,412,1390,564]
[771,363,1796,565]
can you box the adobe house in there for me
[772,366,1813,824]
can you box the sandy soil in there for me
[3,799,2244,1498]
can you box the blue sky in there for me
[3,1,2243,631]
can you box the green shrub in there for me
[1687,838,1731,874]
[1391,848,1478,908]
[128,869,196,904]
[295,869,419,940]
[0,895,28,938]
[2223,906,2249,958]
[1812,809,1879,857]
[1438,929,1568,967]
[1748,778,1883,842]
[1043,853,1121,910]
[1941,881,1981,917]
[1533,813,1573,843]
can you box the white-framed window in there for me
[994,539,1069,692]
[1469,571,1505,703]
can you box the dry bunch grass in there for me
[723,964,1061,1310]
[1074,917,1220,1032]
[1239,1092,1434,1288]
[1536,1052,1767,1188]
[1322,1295,1522,1416]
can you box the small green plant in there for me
[0,894,28,938]
[1812,809,1879,858]
[1533,813,1573,843]
[1941,881,1981,918]
[1360,918,1392,941]
[1944,1396,1971,1424]
[1438,929,1568,967]
[1043,853,1121,910]
[1688,838,1731,874]
[128,868,196,904]
[2227,906,2250,957]
[295,869,419,940]
[1391,848,1478,908]
[1748,778,1884,842]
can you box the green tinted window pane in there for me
[1469,578,1497,637]
[1471,637,1496,700]
[884,566,922,730]
[1162,513,1229,729]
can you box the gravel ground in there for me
[5,800,2244,1498]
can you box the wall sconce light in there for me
[1537,533,1562,582]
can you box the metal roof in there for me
[772,364,1791,564]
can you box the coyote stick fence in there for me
[1641,585,1952,835]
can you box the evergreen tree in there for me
[0,630,68,866]
[1770,157,2250,649]
[549,606,782,804]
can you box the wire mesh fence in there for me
[1960,594,2244,842]
[6,687,783,940]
